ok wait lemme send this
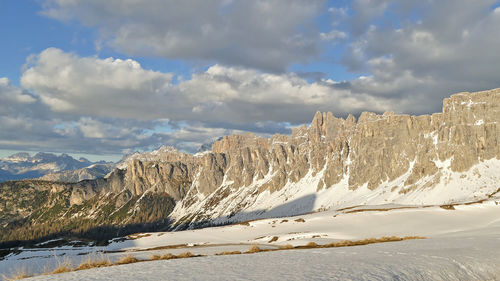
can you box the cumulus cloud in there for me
[15,47,405,155]
[51,117,230,154]
[0,78,63,150]
[51,118,252,155]
[179,65,395,124]
[0,78,37,113]
[152,122,248,153]
[6,1,500,158]
[21,48,175,120]
[35,1,500,119]
[21,48,395,126]
[342,0,500,114]
[0,74,236,155]
[41,0,325,72]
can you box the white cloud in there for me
[41,0,325,72]
[7,1,500,157]
[0,75,230,154]
[0,78,62,150]
[13,47,406,155]
[21,48,175,119]
[21,48,396,127]
[341,0,500,113]
[0,78,36,109]
[320,30,347,41]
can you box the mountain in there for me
[197,137,222,153]
[115,146,185,169]
[1,88,499,246]
[38,163,115,183]
[0,152,106,182]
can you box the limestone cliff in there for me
[69,88,500,228]
[1,88,499,242]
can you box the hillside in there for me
[0,88,499,246]
[2,201,499,280]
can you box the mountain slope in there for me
[3,201,500,279]
[0,152,111,182]
[164,88,500,227]
[38,163,115,183]
[0,88,499,244]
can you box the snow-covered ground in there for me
[28,233,500,281]
[1,200,499,280]
[169,157,500,225]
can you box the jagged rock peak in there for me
[3,87,500,240]
[211,132,270,153]
[78,87,500,211]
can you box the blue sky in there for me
[0,1,194,85]
[1,0,500,162]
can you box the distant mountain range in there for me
[0,152,113,182]
[0,88,499,247]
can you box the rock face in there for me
[164,88,499,226]
[70,88,500,226]
[1,88,500,242]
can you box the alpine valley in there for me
[1,88,499,250]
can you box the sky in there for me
[1,0,500,162]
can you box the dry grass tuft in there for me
[280,219,288,223]
[294,218,305,222]
[294,241,320,249]
[440,205,455,210]
[278,244,294,249]
[2,268,32,281]
[215,250,242,255]
[323,236,425,248]
[306,242,318,248]
[51,265,72,274]
[268,236,279,243]
[160,253,177,260]
[247,245,261,253]
[76,255,112,270]
[127,233,152,240]
[402,236,426,240]
[176,251,196,258]
[115,254,139,265]
[149,254,162,261]
[48,256,74,275]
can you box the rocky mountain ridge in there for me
[1,88,499,244]
[167,88,500,226]
[39,163,115,183]
[68,87,500,226]
[0,152,110,182]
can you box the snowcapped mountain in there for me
[0,152,112,182]
[38,163,115,183]
[153,88,500,228]
[1,88,499,245]
[115,146,189,169]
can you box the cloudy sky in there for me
[1,0,500,161]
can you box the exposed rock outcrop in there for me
[66,88,500,228]
[2,88,499,241]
